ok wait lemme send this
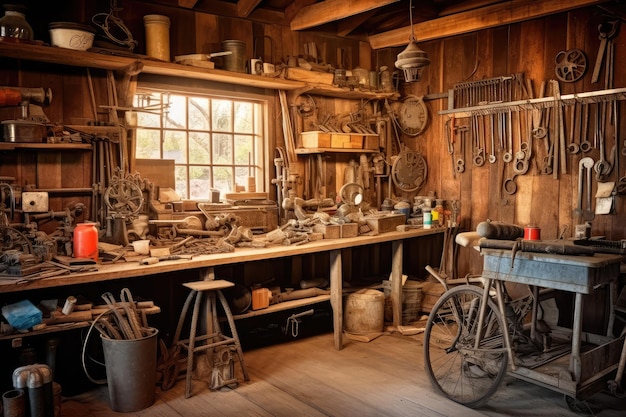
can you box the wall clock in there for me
[397,95,429,136]
[391,149,427,192]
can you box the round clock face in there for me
[391,150,427,192]
[398,95,429,136]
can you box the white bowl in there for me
[49,22,95,51]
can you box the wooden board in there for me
[135,158,175,189]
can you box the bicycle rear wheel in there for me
[424,284,508,408]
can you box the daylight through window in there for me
[133,90,266,200]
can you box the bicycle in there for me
[421,231,622,410]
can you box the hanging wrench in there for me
[594,102,613,180]
[489,113,497,163]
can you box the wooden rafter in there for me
[368,0,611,49]
[178,0,198,8]
[238,0,262,18]
[337,10,377,37]
[291,0,400,31]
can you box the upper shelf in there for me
[0,41,305,91]
[0,42,401,100]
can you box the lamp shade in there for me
[395,40,431,82]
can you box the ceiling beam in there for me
[178,0,198,8]
[369,0,611,49]
[291,0,400,31]
[237,0,262,18]
[337,10,377,37]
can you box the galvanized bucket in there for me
[101,328,158,412]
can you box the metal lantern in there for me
[395,0,430,82]
[395,39,430,82]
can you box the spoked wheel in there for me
[424,285,509,408]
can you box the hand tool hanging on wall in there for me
[573,157,595,222]
[592,20,619,84]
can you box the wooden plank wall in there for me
[2,2,625,281]
[401,8,626,276]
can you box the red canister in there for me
[524,226,541,241]
[73,222,98,260]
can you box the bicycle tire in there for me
[424,284,508,408]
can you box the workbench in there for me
[0,228,444,350]
[481,248,625,399]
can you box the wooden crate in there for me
[330,133,364,149]
[301,131,331,148]
[364,213,406,233]
[312,222,359,239]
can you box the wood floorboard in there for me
[60,331,626,417]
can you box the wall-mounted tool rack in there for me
[440,86,626,117]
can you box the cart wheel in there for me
[424,284,508,408]
[564,395,592,414]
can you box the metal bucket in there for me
[101,328,158,412]
[222,40,246,73]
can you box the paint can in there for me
[222,40,246,73]
[524,226,541,241]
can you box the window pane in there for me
[235,166,249,190]
[189,166,211,200]
[135,129,161,158]
[212,133,232,164]
[213,166,232,193]
[189,132,211,164]
[165,95,186,128]
[175,166,188,199]
[234,135,252,165]
[189,97,210,130]
[234,101,253,133]
[212,99,231,131]
[164,130,187,163]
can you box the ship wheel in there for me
[104,179,144,218]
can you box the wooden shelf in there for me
[0,41,305,91]
[289,83,400,100]
[0,321,91,341]
[0,142,92,150]
[295,147,378,154]
[233,294,330,320]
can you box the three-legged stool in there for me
[173,280,249,398]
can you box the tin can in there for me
[523,226,541,241]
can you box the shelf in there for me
[296,147,378,154]
[439,86,626,117]
[0,321,90,341]
[0,142,92,150]
[233,294,330,320]
[288,83,400,100]
[0,41,305,91]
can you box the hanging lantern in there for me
[394,0,430,82]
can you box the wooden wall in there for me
[2,2,625,278]
[400,8,626,276]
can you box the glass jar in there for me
[434,199,445,227]
[0,4,33,40]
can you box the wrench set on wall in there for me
[444,74,626,214]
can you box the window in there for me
[132,89,266,200]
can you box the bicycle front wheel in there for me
[424,284,508,408]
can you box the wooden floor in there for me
[61,330,626,417]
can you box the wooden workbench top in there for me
[0,228,444,294]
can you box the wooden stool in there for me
[173,280,249,398]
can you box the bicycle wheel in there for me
[424,284,508,408]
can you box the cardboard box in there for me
[301,131,331,148]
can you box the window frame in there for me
[131,79,270,201]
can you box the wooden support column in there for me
[330,249,343,350]
[391,240,403,327]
